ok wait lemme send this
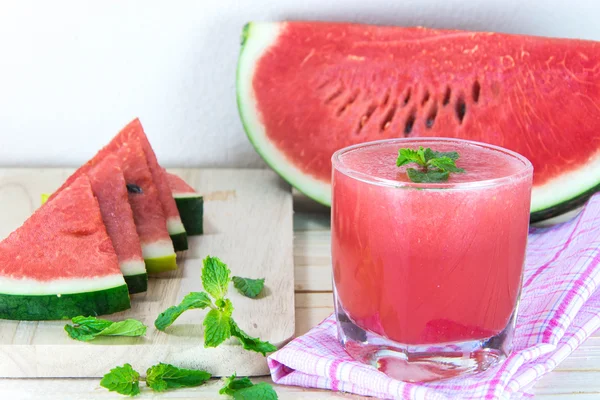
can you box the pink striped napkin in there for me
[268,194,600,399]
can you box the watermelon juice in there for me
[331,138,533,381]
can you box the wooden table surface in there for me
[0,194,598,399]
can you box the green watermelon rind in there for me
[174,195,204,236]
[0,285,130,321]
[170,231,189,252]
[237,22,331,206]
[123,273,148,294]
[145,254,178,273]
[237,21,600,220]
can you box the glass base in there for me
[335,298,515,382]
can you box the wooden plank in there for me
[0,168,295,378]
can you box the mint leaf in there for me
[65,316,146,342]
[428,157,465,173]
[232,276,265,298]
[219,374,254,395]
[233,382,278,400]
[100,363,140,397]
[203,298,233,347]
[146,363,211,392]
[155,292,212,331]
[202,256,231,300]
[407,168,449,183]
[230,319,277,356]
[397,146,465,183]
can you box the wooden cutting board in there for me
[0,168,295,378]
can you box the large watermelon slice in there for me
[237,22,600,221]
[165,171,204,236]
[110,119,188,251]
[0,175,130,320]
[88,155,148,293]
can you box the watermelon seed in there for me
[443,87,452,106]
[421,90,430,105]
[126,183,143,194]
[425,103,438,129]
[472,80,481,103]
[404,110,416,135]
[403,88,412,105]
[380,102,398,131]
[356,103,378,134]
[455,97,467,124]
[337,90,360,116]
[324,86,344,105]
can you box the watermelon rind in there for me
[145,254,178,273]
[123,274,148,294]
[170,231,189,252]
[0,277,130,321]
[237,21,600,220]
[237,22,331,206]
[173,194,204,236]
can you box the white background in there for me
[0,0,598,168]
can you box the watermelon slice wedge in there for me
[237,22,600,221]
[165,171,204,236]
[110,119,188,251]
[88,155,148,293]
[0,176,130,320]
[117,140,178,273]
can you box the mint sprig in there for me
[154,256,276,355]
[65,316,147,342]
[100,363,141,397]
[220,374,278,399]
[396,146,465,183]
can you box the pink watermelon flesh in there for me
[0,175,122,281]
[108,119,186,240]
[88,155,147,293]
[165,171,196,195]
[239,22,600,220]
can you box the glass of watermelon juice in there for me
[331,138,533,382]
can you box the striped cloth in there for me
[268,194,600,399]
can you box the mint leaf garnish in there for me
[65,316,146,342]
[100,363,141,397]
[232,276,265,298]
[202,255,231,300]
[204,298,233,347]
[220,374,278,399]
[145,363,211,392]
[154,292,212,331]
[397,146,465,183]
[230,319,277,356]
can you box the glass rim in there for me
[331,137,533,190]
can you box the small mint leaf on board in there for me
[100,363,141,397]
[232,276,265,298]
[230,319,277,356]
[65,316,146,342]
[202,256,231,300]
[203,298,233,347]
[154,292,212,331]
[146,363,211,392]
[397,146,465,183]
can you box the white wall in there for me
[0,0,599,168]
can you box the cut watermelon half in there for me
[237,22,600,221]
[88,155,148,293]
[111,119,188,251]
[117,140,178,273]
[165,171,204,236]
[0,176,130,320]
